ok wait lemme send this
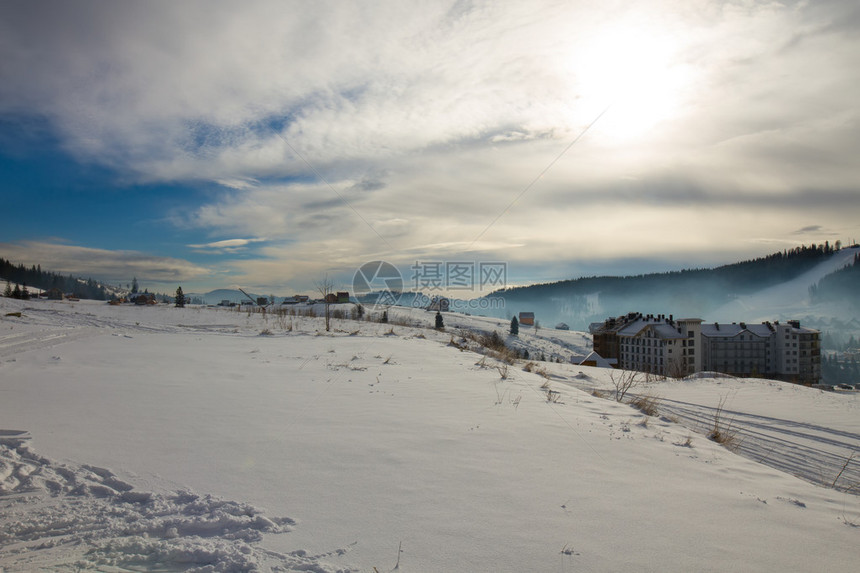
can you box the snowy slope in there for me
[1,298,858,572]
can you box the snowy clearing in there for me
[1,298,858,572]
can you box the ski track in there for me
[625,393,860,493]
[0,434,348,572]
[0,306,245,360]
[557,369,859,494]
[0,327,104,359]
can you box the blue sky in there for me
[1,0,859,296]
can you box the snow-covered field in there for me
[1,298,858,572]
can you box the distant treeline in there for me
[810,252,860,307]
[487,242,845,327]
[0,257,111,300]
[821,355,859,386]
[495,242,840,301]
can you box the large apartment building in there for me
[590,312,820,383]
[591,313,701,377]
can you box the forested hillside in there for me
[810,252,860,308]
[486,243,845,329]
[0,257,112,300]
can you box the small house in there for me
[578,351,616,369]
[282,295,309,305]
[519,312,535,326]
[130,293,156,305]
[337,291,350,303]
[555,322,570,330]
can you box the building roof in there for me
[701,322,774,338]
[617,319,686,340]
[578,351,616,368]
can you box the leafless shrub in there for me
[644,371,666,383]
[609,369,641,402]
[540,381,561,403]
[497,363,509,379]
[330,308,347,320]
[313,275,334,332]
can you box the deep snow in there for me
[1,297,858,572]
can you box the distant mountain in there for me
[481,244,859,346]
[189,289,284,305]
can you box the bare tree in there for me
[315,275,334,332]
[609,369,641,402]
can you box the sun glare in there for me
[566,21,692,143]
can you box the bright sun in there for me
[566,20,692,143]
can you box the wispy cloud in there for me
[0,241,211,286]
[188,238,268,252]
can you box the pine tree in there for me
[510,316,519,336]
[435,311,444,329]
[131,277,139,294]
[175,286,186,308]
[3,281,11,298]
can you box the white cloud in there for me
[2,0,859,290]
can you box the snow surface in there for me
[1,298,858,572]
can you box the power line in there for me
[467,104,612,250]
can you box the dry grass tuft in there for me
[629,393,660,417]
[709,395,741,450]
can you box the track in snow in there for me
[637,394,860,493]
